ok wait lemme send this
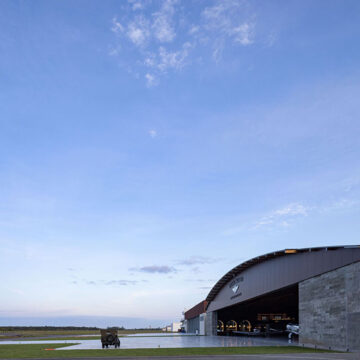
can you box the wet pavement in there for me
[63,335,296,350]
[0,333,298,350]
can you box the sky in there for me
[1,0,360,328]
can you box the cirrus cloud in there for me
[177,256,221,266]
[110,0,260,86]
[129,265,178,274]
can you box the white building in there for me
[162,322,181,332]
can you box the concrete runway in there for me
[3,353,360,360]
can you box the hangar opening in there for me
[183,246,360,351]
[217,284,298,336]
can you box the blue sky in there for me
[1,0,360,328]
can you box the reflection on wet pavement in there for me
[63,335,297,350]
[0,333,297,350]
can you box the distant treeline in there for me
[0,326,161,331]
[0,326,100,331]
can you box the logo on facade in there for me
[229,276,244,300]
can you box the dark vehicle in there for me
[100,328,120,348]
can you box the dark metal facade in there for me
[206,246,360,312]
[186,316,200,333]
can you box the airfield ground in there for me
[0,343,343,359]
[1,331,358,360]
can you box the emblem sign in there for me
[229,276,244,300]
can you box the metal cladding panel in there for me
[207,247,360,312]
[185,300,208,320]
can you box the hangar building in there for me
[184,246,360,351]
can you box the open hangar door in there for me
[216,284,298,336]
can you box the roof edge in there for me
[205,245,360,305]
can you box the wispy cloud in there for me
[191,266,201,274]
[202,1,255,43]
[157,43,191,72]
[112,17,124,34]
[222,203,309,235]
[148,129,157,137]
[128,0,146,11]
[231,22,254,45]
[341,176,360,193]
[318,198,360,214]
[145,73,158,87]
[129,265,177,274]
[266,31,277,47]
[83,279,145,286]
[185,278,216,283]
[142,42,192,84]
[223,187,360,236]
[152,0,177,43]
[127,16,150,46]
[201,0,255,59]
[112,15,151,47]
[110,0,258,85]
[254,198,360,230]
[104,280,145,286]
[177,256,220,266]
[253,203,308,229]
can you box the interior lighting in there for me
[285,249,297,254]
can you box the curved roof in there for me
[205,245,360,304]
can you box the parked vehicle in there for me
[100,328,120,348]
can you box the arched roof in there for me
[205,245,360,304]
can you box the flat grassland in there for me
[0,343,335,359]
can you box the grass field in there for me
[0,343,335,359]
